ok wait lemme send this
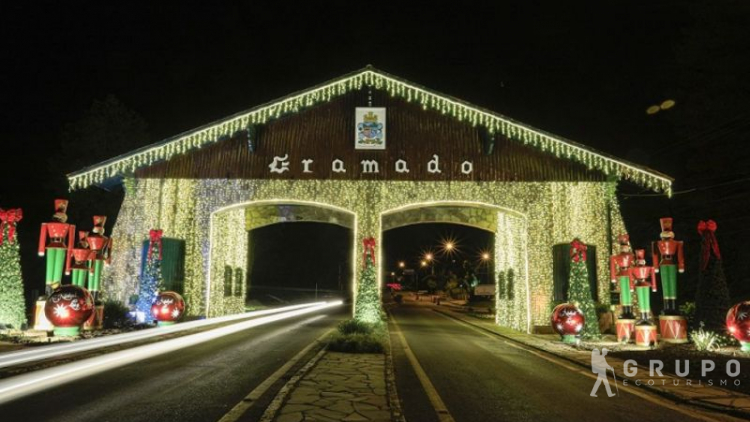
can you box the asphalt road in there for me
[0,306,346,422]
[390,303,726,422]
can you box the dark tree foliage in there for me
[53,95,150,228]
[694,258,730,332]
[694,228,730,332]
[59,95,149,174]
[666,3,750,302]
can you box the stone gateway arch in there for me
[68,67,672,333]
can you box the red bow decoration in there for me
[362,237,376,267]
[697,220,721,269]
[148,229,164,260]
[0,208,22,245]
[569,238,587,263]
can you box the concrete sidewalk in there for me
[433,303,750,419]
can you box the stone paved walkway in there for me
[275,352,391,422]
[435,305,750,417]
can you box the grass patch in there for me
[337,318,377,335]
[328,318,386,354]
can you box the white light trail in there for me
[0,302,327,369]
[0,300,342,405]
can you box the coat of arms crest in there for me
[355,107,386,150]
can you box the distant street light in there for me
[423,252,435,275]
[646,99,676,115]
[420,260,427,267]
[398,261,405,269]
[481,252,490,261]
[660,99,676,110]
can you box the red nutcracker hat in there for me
[54,199,68,213]
[78,231,89,247]
[634,249,646,263]
[659,217,674,238]
[616,234,631,251]
[53,199,69,223]
[92,216,107,235]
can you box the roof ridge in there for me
[67,66,673,194]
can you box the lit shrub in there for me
[691,323,719,352]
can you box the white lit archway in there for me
[207,199,357,317]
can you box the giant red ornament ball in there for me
[151,291,185,324]
[726,301,750,350]
[44,285,94,335]
[551,303,585,338]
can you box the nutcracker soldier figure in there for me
[85,216,111,330]
[652,217,688,343]
[66,231,93,287]
[632,249,658,348]
[86,216,112,301]
[38,199,75,296]
[610,234,635,343]
[36,200,75,331]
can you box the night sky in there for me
[1,2,749,301]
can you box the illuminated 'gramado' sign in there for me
[267,154,474,175]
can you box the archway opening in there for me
[208,201,355,317]
[247,222,353,305]
[380,202,530,332]
[383,223,494,305]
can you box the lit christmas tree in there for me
[567,238,600,339]
[0,209,27,329]
[354,237,381,323]
[135,230,164,323]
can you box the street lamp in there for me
[398,261,405,269]
[424,252,435,275]
[477,251,492,283]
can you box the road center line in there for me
[390,313,456,422]
[217,327,335,422]
[432,310,735,422]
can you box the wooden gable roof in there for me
[68,66,672,193]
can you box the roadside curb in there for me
[259,347,329,422]
[433,307,750,420]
